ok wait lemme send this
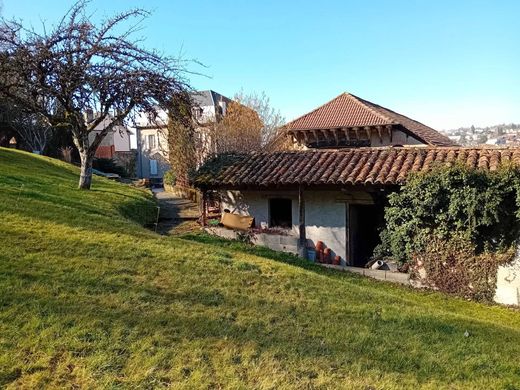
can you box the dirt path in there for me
[153,189,200,235]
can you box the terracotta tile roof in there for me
[285,93,455,146]
[193,148,520,188]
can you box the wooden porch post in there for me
[201,189,208,227]
[345,202,351,265]
[298,184,307,258]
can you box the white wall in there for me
[370,128,425,147]
[495,252,520,305]
[138,127,170,178]
[112,124,131,152]
[220,190,348,264]
[89,117,132,152]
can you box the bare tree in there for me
[0,1,192,189]
[213,100,263,153]
[234,90,285,146]
[10,112,53,153]
[0,102,53,153]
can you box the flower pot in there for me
[333,255,341,265]
[323,248,332,264]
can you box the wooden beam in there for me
[201,190,208,226]
[343,128,350,141]
[365,127,372,140]
[312,129,319,145]
[332,128,339,145]
[376,126,383,142]
[320,129,330,142]
[386,125,393,142]
[346,203,351,265]
[298,184,307,258]
[292,131,302,144]
[302,130,309,143]
[353,127,360,140]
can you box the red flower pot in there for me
[323,248,332,264]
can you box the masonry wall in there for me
[494,252,520,305]
[138,127,170,178]
[220,190,348,264]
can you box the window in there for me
[192,107,203,120]
[147,134,156,150]
[269,198,292,228]
[150,159,158,175]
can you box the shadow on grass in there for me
[116,197,158,227]
[2,253,520,387]
[177,232,360,278]
[175,232,517,313]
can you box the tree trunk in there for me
[78,150,94,190]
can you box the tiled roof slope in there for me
[285,93,455,146]
[194,148,520,188]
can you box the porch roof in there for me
[193,147,520,189]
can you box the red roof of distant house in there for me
[285,93,455,147]
[194,147,520,188]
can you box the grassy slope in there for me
[1,148,520,389]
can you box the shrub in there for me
[93,158,127,177]
[412,235,515,301]
[375,163,520,301]
[375,164,520,263]
[163,169,176,186]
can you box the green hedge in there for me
[375,164,520,264]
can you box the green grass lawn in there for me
[1,147,520,389]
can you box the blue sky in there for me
[3,0,519,130]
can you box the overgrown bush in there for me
[93,158,127,177]
[375,164,520,301]
[163,169,176,187]
[376,164,520,263]
[412,235,514,301]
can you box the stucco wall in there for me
[289,128,427,149]
[220,190,348,264]
[138,127,170,178]
[494,252,520,305]
[369,128,425,147]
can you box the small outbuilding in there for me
[193,92,520,305]
[194,147,520,266]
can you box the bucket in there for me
[306,248,316,262]
[371,260,385,270]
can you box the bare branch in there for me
[0,1,196,188]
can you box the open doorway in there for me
[348,204,384,267]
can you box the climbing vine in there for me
[375,164,520,301]
[167,100,196,187]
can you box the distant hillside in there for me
[442,123,520,146]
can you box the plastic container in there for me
[306,248,316,262]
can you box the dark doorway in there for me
[348,204,383,267]
[269,198,292,228]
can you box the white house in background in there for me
[86,111,133,159]
[136,90,231,179]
